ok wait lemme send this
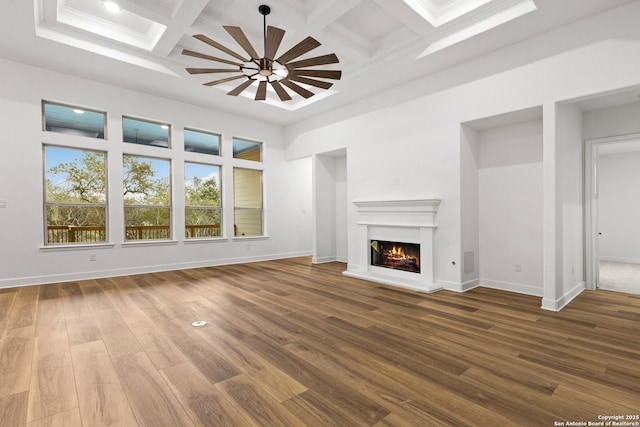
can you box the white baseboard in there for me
[479,279,544,297]
[541,281,585,311]
[312,256,337,264]
[439,279,479,292]
[599,256,640,265]
[0,250,313,289]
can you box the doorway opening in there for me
[585,134,640,295]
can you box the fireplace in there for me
[344,198,441,293]
[371,240,420,273]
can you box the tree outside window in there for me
[44,146,107,244]
[185,162,221,239]
[123,155,171,241]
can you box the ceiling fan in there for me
[183,4,341,101]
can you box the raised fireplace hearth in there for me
[344,198,441,293]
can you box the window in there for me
[233,168,263,237]
[43,101,106,139]
[123,155,171,240]
[44,146,107,244]
[233,138,262,162]
[184,128,221,155]
[123,117,171,148]
[184,163,222,239]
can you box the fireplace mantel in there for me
[345,197,442,293]
[352,198,441,212]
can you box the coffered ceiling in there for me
[0,0,635,125]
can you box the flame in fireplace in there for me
[371,240,420,273]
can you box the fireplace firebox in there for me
[371,240,420,273]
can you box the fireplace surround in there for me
[344,198,441,293]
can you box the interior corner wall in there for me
[460,124,479,288]
[598,151,640,264]
[312,154,337,263]
[557,103,585,296]
[335,156,348,263]
[477,120,544,296]
[0,57,313,287]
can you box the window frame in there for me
[43,144,109,246]
[233,167,264,237]
[184,127,222,156]
[42,100,107,140]
[232,137,263,162]
[184,161,223,240]
[122,115,172,149]
[122,153,173,242]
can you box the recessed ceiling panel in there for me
[336,1,406,47]
[44,0,166,51]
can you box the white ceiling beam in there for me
[372,0,433,35]
[152,0,209,56]
[305,0,365,30]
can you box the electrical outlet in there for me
[0,199,6,208]
[514,264,522,272]
[89,253,97,261]
[572,266,575,275]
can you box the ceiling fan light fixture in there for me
[184,4,341,102]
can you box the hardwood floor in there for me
[1,257,639,426]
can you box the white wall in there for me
[0,58,313,287]
[598,151,640,263]
[460,125,479,288]
[313,154,337,263]
[312,153,348,264]
[478,120,544,296]
[335,156,348,262]
[285,2,640,307]
[557,103,585,296]
[584,103,640,141]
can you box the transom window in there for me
[43,101,106,139]
[123,116,171,148]
[184,128,221,155]
[233,138,262,162]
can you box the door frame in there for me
[584,132,640,290]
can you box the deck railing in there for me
[47,224,221,243]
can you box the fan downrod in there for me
[259,5,270,16]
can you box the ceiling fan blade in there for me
[287,53,339,69]
[227,79,255,96]
[276,36,321,64]
[224,26,260,59]
[265,26,285,60]
[287,74,333,90]
[270,81,292,101]
[182,49,242,66]
[186,68,240,74]
[291,69,342,80]
[203,75,246,87]
[280,79,315,99]
[193,34,247,62]
[255,81,267,101]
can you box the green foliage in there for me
[46,152,222,237]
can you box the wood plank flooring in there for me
[1,257,639,426]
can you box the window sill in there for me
[40,243,115,252]
[184,237,229,244]
[232,235,269,241]
[121,240,178,247]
